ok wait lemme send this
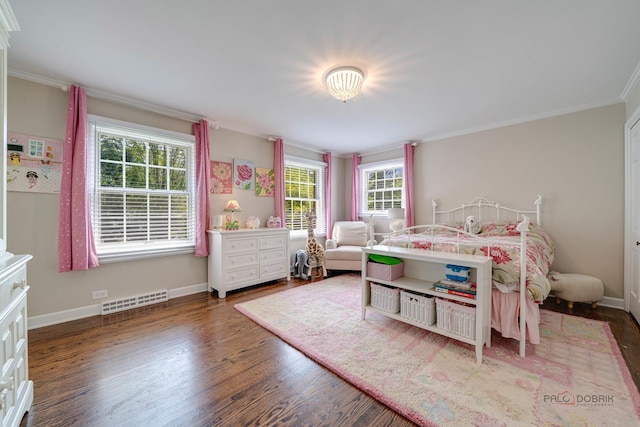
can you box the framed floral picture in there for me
[210,161,232,194]
[255,167,275,197]
[234,158,254,190]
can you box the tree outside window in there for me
[89,119,195,260]
[360,161,404,215]
[285,161,325,236]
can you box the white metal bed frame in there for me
[374,195,543,357]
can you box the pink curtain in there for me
[404,143,415,228]
[351,154,361,221]
[323,152,332,238]
[57,85,99,272]
[193,119,211,256]
[274,138,285,226]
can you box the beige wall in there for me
[209,128,275,226]
[6,77,284,318]
[417,104,626,298]
[345,104,625,298]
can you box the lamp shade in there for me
[387,208,405,220]
[388,208,405,232]
[224,200,241,212]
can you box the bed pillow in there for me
[336,223,368,246]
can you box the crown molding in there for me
[8,69,218,126]
[621,60,640,101]
[0,0,19,49]
[421,97,623,143]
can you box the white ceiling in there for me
[6,1,640,155]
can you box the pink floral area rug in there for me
[234,274,640,427]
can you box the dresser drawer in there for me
[0,267,25,313]
[224,236,259,254]
[224,266,260,286]
[224,252,259,269]
[260,248,286,264]
[261,261,288,278]
[260,234,287,250]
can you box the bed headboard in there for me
[431,195,542,226]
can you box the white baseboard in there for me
[168,282,208,299]
[29,304,101,330]
[28,282,209,330]
[597,296,626,310]
[549,293,626,311]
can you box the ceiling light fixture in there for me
[325,66,364,103]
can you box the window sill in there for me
[290,233,326,241]
[98,246,195,264]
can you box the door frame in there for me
[624,104,640,313]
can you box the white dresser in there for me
[0,254,32,427]
[207,228,290,298]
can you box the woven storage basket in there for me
[400,290,436,325]
[370,283,400,313]
[435,298,476,339]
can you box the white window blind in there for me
[88,117,196,261]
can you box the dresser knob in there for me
[12,279,26,290]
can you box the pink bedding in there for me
[380,221,555,303]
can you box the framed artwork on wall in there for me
[210,160,232,194]
[234,158,254,190]
[255,167,274,197]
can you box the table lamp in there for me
[388,207,405,232]
[224,200,242,230]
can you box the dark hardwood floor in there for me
[20,274,640,427]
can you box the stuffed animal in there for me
[292,249,311,280]
[464,215,481,235]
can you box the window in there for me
[360,160,404,215]
[284,157,326,237]
[88,116,196,261]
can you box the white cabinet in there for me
[362,245,491,364]
[207,228,290,298]
[0,255,32,426]
[0,6,29,426]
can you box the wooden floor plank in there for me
[19,275,640,427]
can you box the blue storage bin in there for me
[445,264,470,282]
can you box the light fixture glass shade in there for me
[224,200,241,212]
[388,207,405,232]
[326,66,364,102]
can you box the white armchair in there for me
[324,221,377,272]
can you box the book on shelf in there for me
[438,278,475,290]
[433,283,477,299]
